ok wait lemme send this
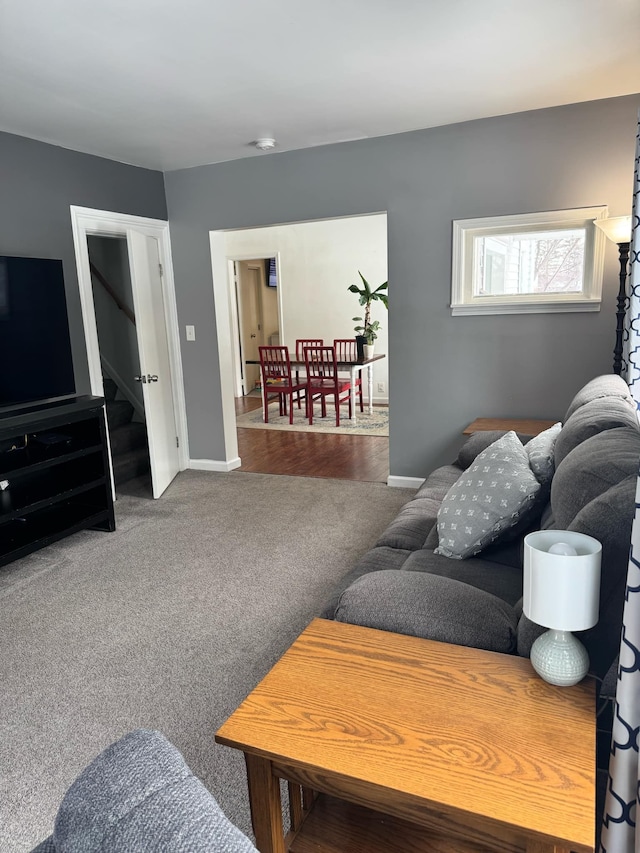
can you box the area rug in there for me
[236,403,389,436]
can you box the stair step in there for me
[109,421,147,456]
[113,446,150,487]
[106,399,134,430]
[102,376,118,402]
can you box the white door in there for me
[127,230,180,498]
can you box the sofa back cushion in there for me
[568,474,638,677]
[551,427,640,529]
[564,374,634,421]
[554,397,639,467]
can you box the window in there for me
[451,207,607,315]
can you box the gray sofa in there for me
[324,374,640,683]
[31,729,257,853]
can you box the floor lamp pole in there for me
[613,241,630,376]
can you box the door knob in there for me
[147,375,159,383]
[134,375,147,383]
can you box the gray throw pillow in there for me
[526,422,561,484]
[435,431,541,560]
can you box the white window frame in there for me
[451,206,608,315]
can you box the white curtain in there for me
[600,111,640,853]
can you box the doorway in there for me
[71,206,188,499]
[213,213,390,480]
[86,235,150,494]
[235,258,280,396]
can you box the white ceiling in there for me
[1,0,639,172]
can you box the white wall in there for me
[224,213,389,398]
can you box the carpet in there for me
[236,403,389,436]
[0,469,414,852]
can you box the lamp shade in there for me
[523,530,601,632]
[594,215,633,245]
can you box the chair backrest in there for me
[304,346,338,382]
[296,338,323,361]
[333,339,357,361]
[259,346,293,383]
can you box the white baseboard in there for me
[189,457,242,472]
[387,475,424,489]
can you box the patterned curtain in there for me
[600,112,640,853]
[623,114,640,404]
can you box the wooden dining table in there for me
[248,354,385,424]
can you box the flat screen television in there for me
[0,255,76,414]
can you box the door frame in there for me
[70,205,189,471]
[228,252,283,399]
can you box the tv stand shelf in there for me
[0,396,115,567]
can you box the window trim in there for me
[451,206,608,316]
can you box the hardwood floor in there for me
[234,396,389,482]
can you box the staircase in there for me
[102,376,151,488]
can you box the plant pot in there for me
[363,344,375,360]
[355,335,367,360]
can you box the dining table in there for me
[247,353,386,424]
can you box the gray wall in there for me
[168,95,637,476]
[0,132,167,394]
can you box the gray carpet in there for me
[0,469,414,852]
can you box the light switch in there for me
[186,325,196,341]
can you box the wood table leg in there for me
[350,365,357,422]
[244,753,285,853]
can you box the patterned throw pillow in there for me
[434,431,541,560]
[526,422,562,485]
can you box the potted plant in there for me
[349,271,388,359]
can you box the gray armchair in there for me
[31,729,257,853]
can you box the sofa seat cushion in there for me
[400,548,523,605]
[564,374,634,421]
[435,432,541,560]
[335,570,518,653]
[554,397,638,467]
[52,729,257,853]
[551,427,640,529]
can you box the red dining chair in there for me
[258,346,307,424]
[333,338,364,413]
[304,346,352,426]
[295,338,323,405]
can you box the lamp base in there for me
[530,629,590,687]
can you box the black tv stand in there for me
[0,396,115,568]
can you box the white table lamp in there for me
[523,530,601,686]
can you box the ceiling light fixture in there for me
[254,138,276,151]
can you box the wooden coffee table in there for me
[216,618,595,853]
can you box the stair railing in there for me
[89,261,136,326]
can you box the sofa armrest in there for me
[335,570,518,653]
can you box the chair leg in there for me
[335,393,340,427]
[289,392,295,424]
[359,381,364,412]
